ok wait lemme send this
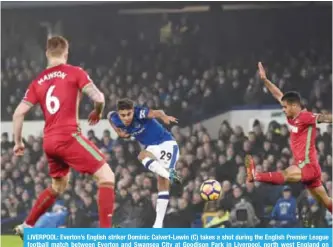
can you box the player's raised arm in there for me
[258,62,284,103]
[83,83,105,113]
[76,67,105,125]
[148,109,178,125]
[297,111,332,126]
[317,113,332,123]
[13,85,37,156]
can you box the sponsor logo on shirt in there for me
[288,124,298,133]
[131,128,145,136]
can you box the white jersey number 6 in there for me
[46,85,60,114]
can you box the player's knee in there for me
[51,176,69,195]
[281,170,289,180]
[138,151,148,161]
[283,166,301,182]
[94,163,115,186]
[98,171,115,185]
[137,152,145,161]
[138,150,156,162]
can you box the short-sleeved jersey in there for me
[23,64,92,136]
[287,110,319,168]
[109,106,174,146]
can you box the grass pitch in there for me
[1,235,23,247]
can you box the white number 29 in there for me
[46,85,60,114]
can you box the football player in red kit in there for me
[13,36,115,236]
[246,62,332,213]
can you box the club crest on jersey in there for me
[132,128,145,136]
[38,71,67,85]
[288,124,298,133]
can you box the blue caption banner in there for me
[24,228,332,247]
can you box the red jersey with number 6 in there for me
[23,64,92,137]
[287,110,319,168]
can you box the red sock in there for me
[25,187,57,226]
[98,185,115,228]
[256,172,285,185]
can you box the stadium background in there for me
[1,1,332,238]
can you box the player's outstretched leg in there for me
[94,163,115,228]
[245,155,301,185]
[153,176,170,228]
[138,150,181,228]
[309,186,333,213]
[14,174,70,238]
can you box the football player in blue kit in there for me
[107,98,182,228]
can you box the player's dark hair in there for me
[281,91,301,105]
[117,98,134,110]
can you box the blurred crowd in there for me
[2,118,332,230]
[1,3,332,231]
[1,5,332,126]
[2,39,332,126]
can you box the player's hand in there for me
[258,62,267,81]
[88,110,102,126]
[13,142,25,156]
[162,115,178,125]
[118,130,130,139]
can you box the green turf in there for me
[1,235,23,247]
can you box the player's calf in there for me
[20,174,70,232]
[93,163,115,228]
[246,155,286,185]
[322,197,333,213]
[255,170,286,185]
[157,176,169,191]
[309,186,333,213]
[257,167,301,185]
[246,155,304,185]
[317,195,332,212]
[153,176,170,228]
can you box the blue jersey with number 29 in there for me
[109,106,174,146]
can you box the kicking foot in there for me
[169,169,182,185]
[14,223,31,240]
[245,155,255,183]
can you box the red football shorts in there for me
[43,132,105,178]
[300,163,322,189]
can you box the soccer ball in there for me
[200,179,222,201]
